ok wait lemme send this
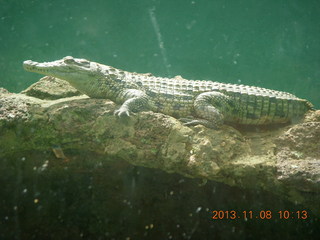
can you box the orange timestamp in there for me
[211,210,308,220]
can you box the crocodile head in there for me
[23,56,100,84]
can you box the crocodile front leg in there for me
[114,89,150,117]
[182,91,232,128]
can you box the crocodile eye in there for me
[63,56,75,64]
[79,60,89,65]
[77,60,90,68]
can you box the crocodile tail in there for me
[304,100,314,110]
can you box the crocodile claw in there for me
[114,107,135,117]
[114,108,130,117]
[179,118,219,129]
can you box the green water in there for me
[0,0,319,107]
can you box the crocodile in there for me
[23,56,314,128]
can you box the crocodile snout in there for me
[23,60,37,66]
[23,60,42,73]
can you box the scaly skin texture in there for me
[23,56,314,127]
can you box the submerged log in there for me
[1,76,319,214]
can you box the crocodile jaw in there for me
[23,56,97,83]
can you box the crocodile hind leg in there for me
[182,91,232,128]
[114,89,150,117]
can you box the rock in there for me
[21,76,82,99]
[0,87,10,95]
[0,77,319,216]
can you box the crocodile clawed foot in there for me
[179,117,195,124]
[179,118,219,129]
[114,107,134,117]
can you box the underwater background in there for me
[1,0,319,108]
[1,0,320,239]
